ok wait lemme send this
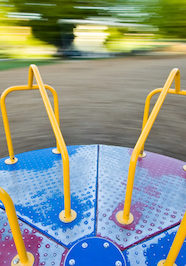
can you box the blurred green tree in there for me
[144,0,186,39]
[10,0,99,53]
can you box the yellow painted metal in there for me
[116,211,134,225]
[11,252,34,266]
[0,64,75,222]
[157,260,176,266]
[158,211,186,266]
[140,87,186,156]
[27,64,76,222]
[117,68,186,225]
[52,147,61,154]
[59,209,77,223]
[0,187,34,265]
[0,84,60,163]
[5,157,18,165]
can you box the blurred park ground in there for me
[0,1,186,162]
[1,0,186,59]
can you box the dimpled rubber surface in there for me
[0,209,66,265]
[0,145,98,248]
[123,225,186,266]
[97,145,186,250]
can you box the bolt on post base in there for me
[52,148,61,154]
[139,152,146,158]
[11,252,34,266]
[157,260,177,266]
[5,157,18,165]
[116,211,134,225]
[183,165,186,171]
[59,209,77,223]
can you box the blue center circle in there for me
[64,237,126,266]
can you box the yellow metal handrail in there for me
[0,187,34,265]
[28,65,76,222]
[140,87,186,156]
[116,68,186,225]
[158,211,186,266]
[1,84,60,164]
[1,64,76,222]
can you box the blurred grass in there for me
[0,59,57,71]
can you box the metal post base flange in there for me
[52,148,61,154]
[59,209,77,223]
[116,211,134,225]
[5,157,18,165]
[157,260,177,266]
[139,152,146,158]
[11,252,34,266]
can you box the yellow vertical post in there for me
[52,88,60,154]
[139,88,162,157]
[28,65,76,223]
[175,69,180,93]
[0,187,34,265]
[0,93,18,164]
[158,211,186,266]
[1,84,60,164]
[116,68,181,225]
[1,64,75,222]
[140,69,180,157]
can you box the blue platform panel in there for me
[64,237,126,266]
[97,145,186,250]
[0,145,98,248]
[0,144,186,264]
[0,209,66,265]
[123,225,186,266]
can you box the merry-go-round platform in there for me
[0,65,185,266]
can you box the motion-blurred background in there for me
[0,0,186,161]
[1,0,186,58]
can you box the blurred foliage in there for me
[9,0,100,50]
[1,0,186,56]
[144,0,186,39]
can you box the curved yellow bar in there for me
[158,211,186,266]
[118,68,186,224]
[0,64,75,222]
[28,64,75,222]
[140,87,186,155]
[1,84,60,163]
[0,187,34,265]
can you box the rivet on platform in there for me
[52,148,61,154]
[115,260,122,266]
[5,157,18,165]
[69,259,76,265]
[82,242,88,248]
[103,242,109,248]
[183,165,186,171]
[116,211,134,225]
